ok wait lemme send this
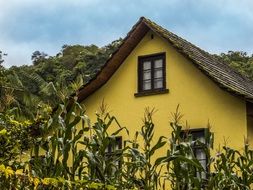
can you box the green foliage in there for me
[1,97,253,189]
[27,98,128,189]
[0,108,32,165]
[166,106,213,189]
[31,51,48,66]
[217,51,253,79]
[124,108,166,189]
[82,102,128,188]
[207,144,253,189]
[0,50,7,65]
[0,97,122,189]
[0,52,12,112]
[0,164,117,189]
[0,39,123,119]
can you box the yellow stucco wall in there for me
[81,30,247,154]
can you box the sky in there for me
[0,0,253,67]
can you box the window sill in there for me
[134,89,169,97]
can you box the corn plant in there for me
[29,97,90,184]
[3,97,253,189]
[207,143,253,190]
[124,108,167,190]
[29,98,127,189]
[166,106,214,190]
[82,101,128,189]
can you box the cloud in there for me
[153,0,253,53]
[0,0,253,67]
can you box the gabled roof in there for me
[76,17,253,102]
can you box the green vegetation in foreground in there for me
[1,98,253,189]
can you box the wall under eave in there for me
[247,102,253,147]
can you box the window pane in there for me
[180,129,208,179]
[199,159,206,169]
[154,79,163,89]
[196,149,207,179]
[143,70,151,80]
[192,131,205,142]
[143,61,151,70]
[106,137,122,153]
[113,142,120,151]
[154,69,163,78]
[154,59,163,68]
[143,80,151,90]
[197,169,207,179]
[198,159,207,179]
[195,148,206,160]
[198,136,205,144]
[105,146,110,153]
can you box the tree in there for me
[0,50,7,66]
[0,51,11,112]
[217,51,253,79]
[31,51,48,65]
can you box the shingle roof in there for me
[76,17,253,102]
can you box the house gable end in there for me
[76,17,253,102]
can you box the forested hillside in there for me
[0,39,122,118]
[0,40,252,119]
[216,51,253,79]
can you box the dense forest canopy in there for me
[0,39,122,118]
[218,51,253,79]
[0,38,252,119]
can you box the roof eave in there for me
[76,18,149,102]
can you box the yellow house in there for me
[76,17,253,169]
